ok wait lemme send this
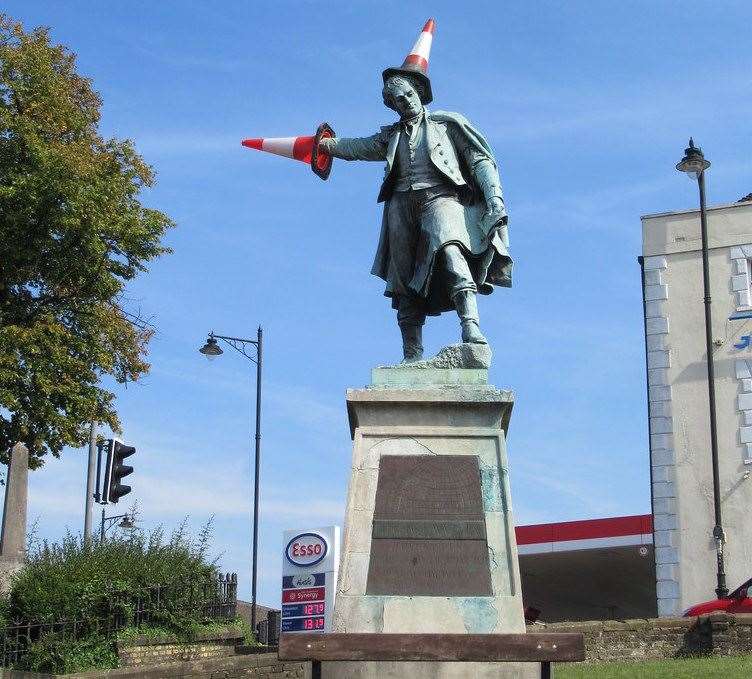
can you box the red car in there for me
[683,578,752,616]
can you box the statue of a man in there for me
[318,20,512,362]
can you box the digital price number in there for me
[283,602,325,618]
[303,617,325,630]
[302,602,325,615]
[282,616,325,633]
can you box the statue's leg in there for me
[397,296,426,362]
[386,191,426,361]
[441,244,487,345]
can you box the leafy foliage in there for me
[0,521,236,672]
[115,617,255,645]
[7,520,217,623]
[15,634,118,673]
[0,14,174,465]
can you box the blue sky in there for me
[4,1,752,606]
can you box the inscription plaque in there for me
[366,455,492,596]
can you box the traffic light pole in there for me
[83,422,98,545]
[93,437,137,542]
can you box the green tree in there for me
[0,15,174,466]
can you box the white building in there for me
[641,198,752,616]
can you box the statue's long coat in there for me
[333,110,513,314]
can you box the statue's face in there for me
[384,77,423,119]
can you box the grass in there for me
[115,617,255,645]
[558,655,752,678]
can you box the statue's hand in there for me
[317,137,335,153]
[483,196,504,224]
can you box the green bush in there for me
[0,519,234,672]
[8,519,217,624]
[14,634,118,674]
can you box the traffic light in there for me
[104,439,135,504]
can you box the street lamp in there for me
[199,328,264,632]
[199,335,223,359]
[675,138,728,598]
[100,511,135,541]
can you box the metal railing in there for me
[0,573,237,669]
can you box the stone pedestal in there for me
[327,368,536,678]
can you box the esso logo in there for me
[286,533,328,567]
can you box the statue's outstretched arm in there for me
[319,132,388,162]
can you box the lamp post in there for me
[199,328,263,631]
[99,510,135,541]
[675,139,728,598]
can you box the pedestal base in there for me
[328,380,536,678]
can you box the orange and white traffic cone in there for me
[403,18,435,73]
[241,122,335,180]
[382,19,435,104]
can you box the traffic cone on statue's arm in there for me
[241,122,335,180]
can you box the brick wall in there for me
[529,613,752,662]
[4,615,752,677]
[0,652,309,678]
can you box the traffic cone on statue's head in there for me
[382,18,435,104]
[241,122,335,180]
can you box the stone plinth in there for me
[328,376,535,678]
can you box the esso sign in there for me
[286,532,328,567]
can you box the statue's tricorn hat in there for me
[382,18,435,105]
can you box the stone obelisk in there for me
[0,442,29,593]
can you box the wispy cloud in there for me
[265,383,341,431]
[479,66,752,145]
[513,459,622,518]
[27,451,342,525]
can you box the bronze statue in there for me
[318,19,511,361]
[242,19,512,363]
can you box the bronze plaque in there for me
[366,455,492,597]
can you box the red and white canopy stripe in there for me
[515,514,654,555]
[241,135,316,164]
[402,18,435,73]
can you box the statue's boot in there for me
[454,290,488,344]
[400,324,424,362]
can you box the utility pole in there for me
[83,422,97,545]
[252,326,263,633]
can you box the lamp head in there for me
[199,334,223,360]
[676,137,710,179]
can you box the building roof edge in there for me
[641,200,752,221]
